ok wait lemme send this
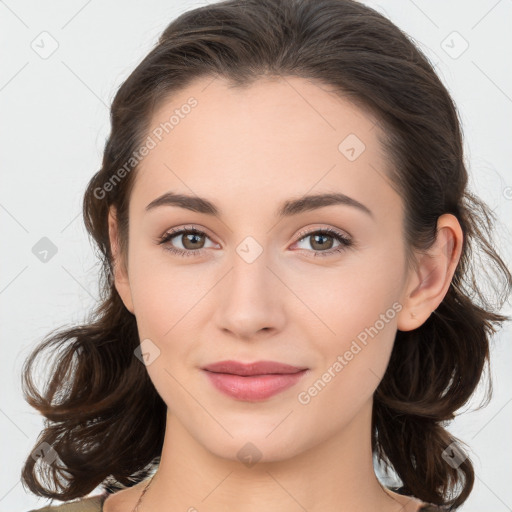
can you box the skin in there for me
[104,75,463,512]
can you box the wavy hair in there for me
[20,0,512,509]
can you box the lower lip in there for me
[203,369,308,401]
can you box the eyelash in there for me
[157,225,353,258]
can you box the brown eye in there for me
[309,232,335,251]
[158,226,217,257]
[294,228,353,257]
[180,231,206,250]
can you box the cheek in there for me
[296,307,398,423]
[295,251,404,341]
[297,246,404,388]
[128,251,207,336]
[127,255,208,389]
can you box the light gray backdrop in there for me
[1,1,511,511]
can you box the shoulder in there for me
[26,493,107,512]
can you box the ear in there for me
[108,206,135,314]
[397,213,463,331]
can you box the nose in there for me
[212,246,287,341]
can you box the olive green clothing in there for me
[26,492,444,511]
[27,493,107,512]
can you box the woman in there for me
[21,0,511,511]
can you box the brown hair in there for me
[20,0,511,509]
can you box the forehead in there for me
[130,75,396,218]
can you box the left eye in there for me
[292,228,353,257]
[158,226,352,257]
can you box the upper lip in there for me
[202,360,307,376]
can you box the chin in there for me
[198,429,311,466]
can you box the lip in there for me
[202,360,309,401]
[202,360,307,376]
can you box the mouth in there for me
[201,360,309,401]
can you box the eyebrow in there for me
[145,191,373,219]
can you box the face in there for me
[111,75,415,463]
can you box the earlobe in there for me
[108,207,135,314]
[397,214,463,332]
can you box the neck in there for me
[138,400,416,512]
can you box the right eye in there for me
[158,226,218,257]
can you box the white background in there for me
[1,1,511,511]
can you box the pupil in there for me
[184,233,203,249]
[313,234,332,250]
